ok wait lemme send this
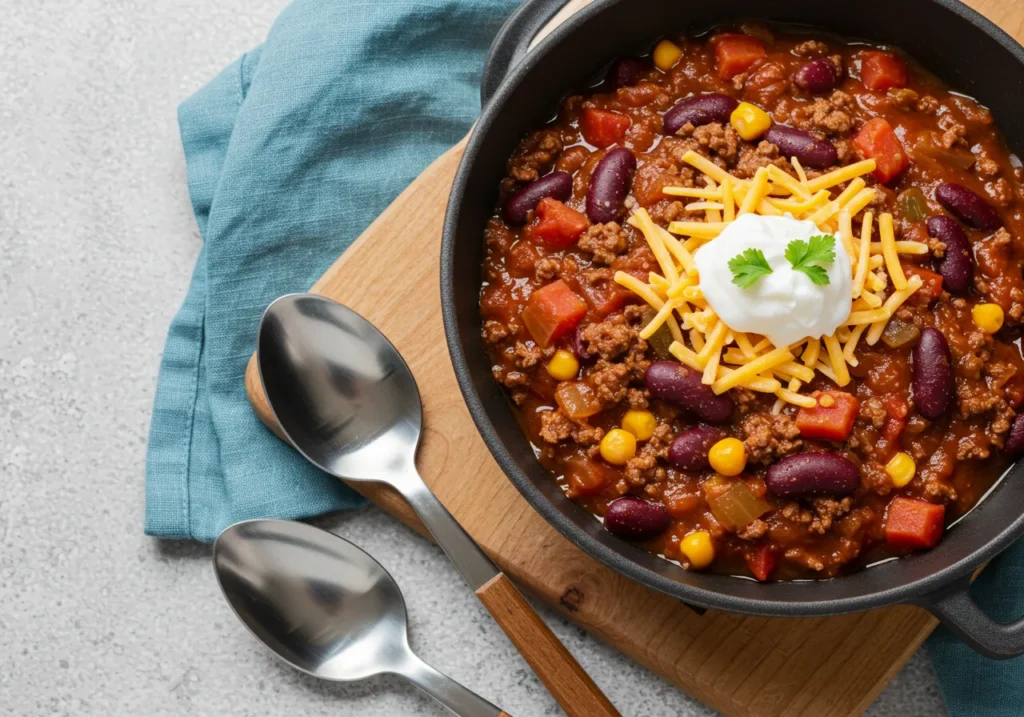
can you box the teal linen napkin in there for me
[929,539,1024,715]
[145,0,516,542]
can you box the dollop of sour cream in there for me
[695,214,852,347]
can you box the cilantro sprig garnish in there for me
[785,234,835,286]
[728,248,773,289]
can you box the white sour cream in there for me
[695,214,852,347]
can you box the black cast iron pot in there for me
[441,0,1024,658]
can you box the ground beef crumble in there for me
[741,413,803,463]
[578,222,628,264]
[507,129,562,183]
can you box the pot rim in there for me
[441,0,1024,616]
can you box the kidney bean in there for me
[912,327,954,420]
[1005,414,1024,454]
[502,171,572,225]
[605,57,649,90]
[668,426,724,471]
[765,452,860,497]
[662,93,739,136]
[926,215,973,294]
[764,125,838,169]
[604,496,671,541]
[644,361,735,423]
[794,58,840,94]
[586,148,636,223]
[935,182,1002,231]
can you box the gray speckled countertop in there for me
[0,0,949,714]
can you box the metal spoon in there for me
[213,519,507,716]
[257,294,619,717]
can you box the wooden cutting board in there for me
[244,1,1020,714]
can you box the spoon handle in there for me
[401,476,620,717]
[397,654,506,717]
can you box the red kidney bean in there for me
[794,58,840,94]
[502,171,573,225]
[668,425,724,471]
[935,182,1001,231]
[644,361,735,423]
[605,57,650,90]
[926,215,973,294]
[912,327,954,420]
[586,148,636,223]
[604,496,671,541]
[1005,414,1024,454]
[662,93,739,136]
[765,452,860,497]
[764,125,838,169]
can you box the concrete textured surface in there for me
[0,0,949,715]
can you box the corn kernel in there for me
[730,102,772,141]
[708,437,747,477]
[886,452,916,488]
[818,394,835,408]
[622,410,657,441]
[681,531,715,569]
[972,303,1004,334]
[600,428,637,466]
[546,349,580,381]
[653,40,683,72]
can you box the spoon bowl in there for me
[257,294,422,481]
[214,518,409,682]
[214,519,505,716]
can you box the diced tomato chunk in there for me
[901,264,943,305]
[795,391,860,441]
[853,117,908,184]
[885,497,946,551]
[861,51,907,91]
[712,34,766,80]
[522,280,587,348]
[525,198,589,249]
[745,545,777,582]
[881,396,909,445]
[565,457,616,497]
[580,107,631,148]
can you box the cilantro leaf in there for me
[785,234,835,286]
[728,248,773,289]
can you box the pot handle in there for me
[481,0,570,106]
[914,574,1024,659]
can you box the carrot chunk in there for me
[853,117,908,183]
[522,279,587,348]
[745,544,777,582]
[861,51,907,91]
[580,107,631,148]
[525,198,589,249]
[885,497,945,550]
[795,391,860,441]
[712,34,766,80]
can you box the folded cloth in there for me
[146,0,516,541]
[929,537,1024,716]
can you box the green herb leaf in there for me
[785,234,835,286]
[728,248,773,289]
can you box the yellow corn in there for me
[730,102,772,141]
[653,40,683,71]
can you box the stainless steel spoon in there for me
[257,293,618,717]
[213,519,507,716]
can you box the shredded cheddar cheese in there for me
[613,154,923,408]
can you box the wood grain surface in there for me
[244,1,1017,714]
